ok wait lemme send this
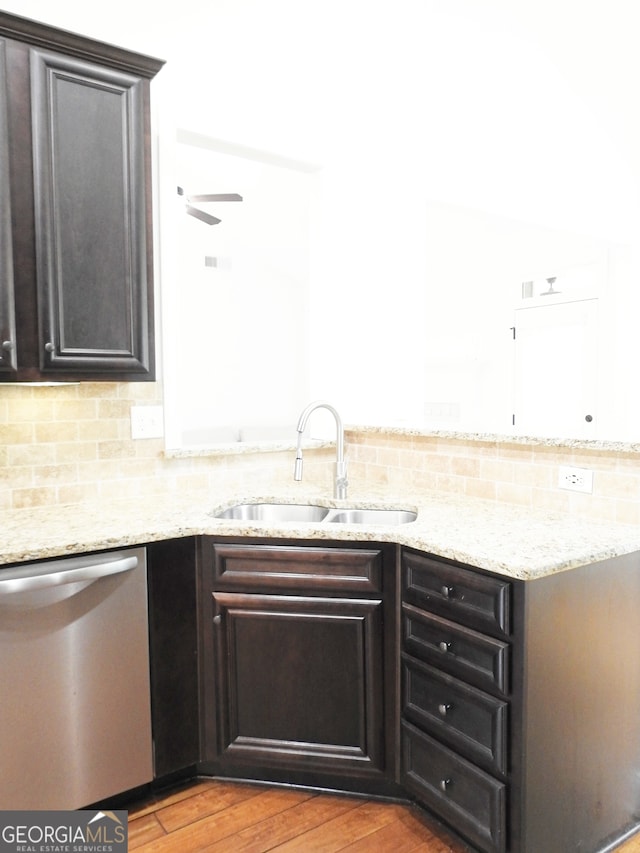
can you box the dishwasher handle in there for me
[0,553,139,594]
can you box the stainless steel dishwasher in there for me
[0,546,153,809]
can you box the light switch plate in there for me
[131,405,164,439]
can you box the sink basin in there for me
[213,502,417,525]
[326,508,417,525]
[214,503,330,522]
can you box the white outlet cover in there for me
[558,465,593,494]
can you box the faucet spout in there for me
[294,400,348,500]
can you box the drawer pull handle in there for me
[438,641,452,653]
[441,585,454,598]
[438,703,452,717]
[439,778,452,793]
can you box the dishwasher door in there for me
[0,547,153,809]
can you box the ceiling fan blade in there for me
[186,205,221,225]
[188,193,243,203]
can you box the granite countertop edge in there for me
[2,487,640,581]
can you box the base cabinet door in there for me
[199,538,398,796]
[211,591,384,784]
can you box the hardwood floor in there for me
[127,778,640,853]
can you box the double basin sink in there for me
[214,502,417,526]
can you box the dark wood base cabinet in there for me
[198,538,401,797]
[401,546,640,853]
[145,535,640,853]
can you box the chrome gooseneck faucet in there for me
[294,400,348,499]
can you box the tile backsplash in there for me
[2,382,639,526]
[0,383,334,511]
[346,429,640,526]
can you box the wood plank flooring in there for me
[127,778,640,853]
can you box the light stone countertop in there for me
[2,485,640,580]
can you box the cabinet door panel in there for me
[212,592,385,777]
[30,48,152,376]
[0,39,16,374]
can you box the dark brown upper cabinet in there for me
[0,12,164,381]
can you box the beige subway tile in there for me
[376,447,401,468]
[77,419,120,441]
[98,441,137,460]
[0,465,33,489]
[480,458,514,483]
[465,478,497,501]
[515,463,554,489]
[451,456,481,478]
[531,487,571,514]
[496,481,532,506]
[56,442,97,463]
[12,486,57,509]
[0,422,35,444]
[98,399,132,419]
[35,421,80,443]
[423,452,451,474]
[436,473,466,494]
[595,470,640,501]
[57,483,99,505]
[496,443,534,463]
[34,463,78,486]
[615,500,640,526]
[134,438,165,459]
[8,443,56,467]
[77,382,119,399]
[53,399,98,421]
[7,398,55,422]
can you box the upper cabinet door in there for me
[0,39,17,375]
[30,49,152,378]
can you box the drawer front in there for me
[402,653,508,775]
[210,542,382,594]
[402,721,506,853]
[403,603,510,695]
[403,549,511,635]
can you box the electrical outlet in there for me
[130,405,164,439]
[558,465,593,494]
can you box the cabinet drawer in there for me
[403,549,511,635]
[402,653,508,775]
[402,721,506,853]
[403,603,510,695]
[210,542,382,594]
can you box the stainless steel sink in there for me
[326,508,417,525]
[214,503,330,522]
[213,502,417,525]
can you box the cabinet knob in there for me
[1,340,13,351]
[213,614,222,626]
[438,641,452,653]
[438,703,452,717]
[44,342,55,353]
[441,585,454,599]
[439,778,452,793]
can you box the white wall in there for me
[5,0,640,439]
